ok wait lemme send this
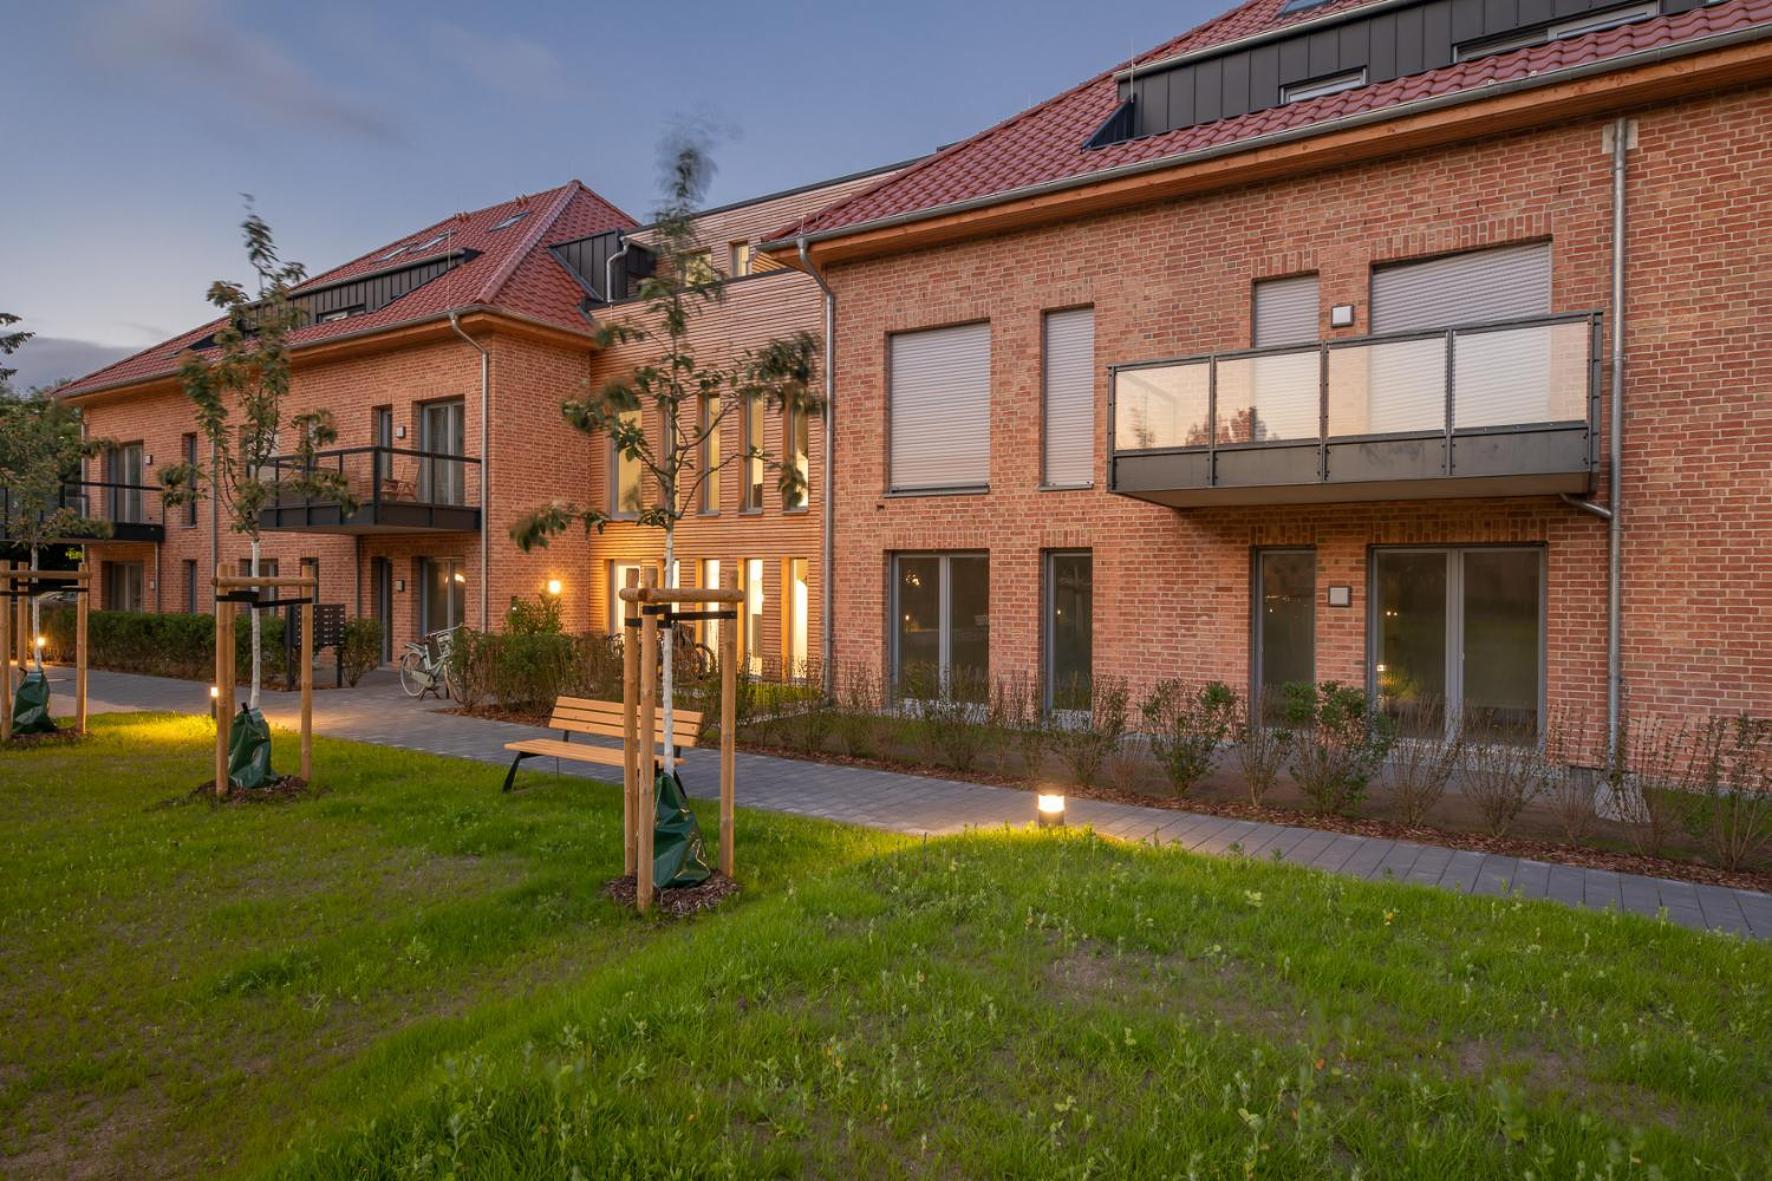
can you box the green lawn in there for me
[2,715,1769,1179]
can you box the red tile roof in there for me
[59,181,636,398]
[775,0,1772,243]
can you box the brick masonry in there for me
[822,86,1772,725]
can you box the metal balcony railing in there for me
[259,445,482,533]
[1109,312,1601,506]
[1,480,165,542]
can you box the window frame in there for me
[885,320,992,497]
[1042,550,1093,712]
[1281,69,1367,104]
[740,393,765,514]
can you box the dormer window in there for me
[491,211,529,231]
[1282,69,1366,104]
[316,306,363,324]
[1455,1,1659,61]
[1278,0,1336,12]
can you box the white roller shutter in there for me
[1371,242,1550,333]
[1253,275,1320,347]
[1042,308,1095,487]
[889,323,991,492]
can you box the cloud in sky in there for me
[84,0,403,145]
[426,23,571,100]
[5,338,138,394]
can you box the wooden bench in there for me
[502,695,702,792]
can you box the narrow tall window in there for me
[183,559,199,613]
[419,399,465,505]
[889,323,990,493]
[730,241,753,277]
[700,394,720,513]
[1254,549,1316,720]
[699,558,722,650]
[742,558,766,676]
[107,443,145,524]
[891,553,989,700]
[1044,551,1092,710]
[1042,309,1094,488]
[782,558,809,679]
[609,561,643,635]
[614,408,642,517]
[420,557,467,634]
[742,395,764,512]
[372,405,393,489]
[181,433,199,525]
[783,401,809,510]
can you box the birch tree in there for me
[512,135,820,774]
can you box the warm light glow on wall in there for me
[546,578,563,597]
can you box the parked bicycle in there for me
[399,626,461,700]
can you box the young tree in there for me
[512,134,820,774]
[0,316,109,675]
[158,209,354,720]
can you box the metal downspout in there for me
[1605,116,1628,758]
[605,234,631,306]
[449,312,491,630]
[798,237,837,700]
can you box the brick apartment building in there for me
[48,162,905,672]
[766,0,1772,736]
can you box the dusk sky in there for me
[3,0,1222,391]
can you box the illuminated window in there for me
[742,558,765,676]
[783,401,809,510]
[700,394,721,513]
[681,250,716,286]
[742,394,765,512]
[730,241,753,277]
[699,558,722,650]
[613,408,642,517]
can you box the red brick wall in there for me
[825,86,1772,725]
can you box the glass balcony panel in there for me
[1327,336,1446,437]
[1453,321,1587,429]
[1214,349,1318,443]
[1114,361,1209,451]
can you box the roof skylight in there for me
[491,211,530,231]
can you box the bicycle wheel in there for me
[398,651,426,697]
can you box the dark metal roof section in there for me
[551,229,656,305]
[1096,0,1696,146]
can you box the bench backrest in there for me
[547,696,702,748]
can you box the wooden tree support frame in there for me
[618,566,741,914]
[1,562,91,743]
[212,572,317,796]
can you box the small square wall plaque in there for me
[1326,585,1352,608]
[394,579,406,593]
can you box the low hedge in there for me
[40,606,287,682]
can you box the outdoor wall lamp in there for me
[1330,304,1356,328]
[1037,793,1066,828]
[546,578,563,597]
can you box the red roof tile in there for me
[59,181,637,397]
[778,0,1772,243]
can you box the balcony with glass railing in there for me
[1,480,165,544]
[1109,313,1600,506]
[258,446,481,533]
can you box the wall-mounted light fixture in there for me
[546,578,563,597]
[394,579,406,593]
[1330,304,1356,328]
[1327,585,1353,608]
[394,425,407,439]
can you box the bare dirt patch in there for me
[603,871,740,917]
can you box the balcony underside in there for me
[5,523,165,546]
[258,502,481,535]
[1112,426,1591,508]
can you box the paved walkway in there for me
[30,667,1772,940]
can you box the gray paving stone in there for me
[1694,886,1751,936]
[1370,841,1424,882]
[1470,855,1521,897]
[1437,850,1486,895]
[1545,864,1587,907]
[1404,845,1456,887]
[1310,833,1367,875]
[1582,869,1623,913]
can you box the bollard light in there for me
[209,684,220,720]
[1037,793,1066,829]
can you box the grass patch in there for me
[2,714,1769,1179]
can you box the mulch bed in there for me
[444,705,550,724]
[603,872,739,917]
[186,777,324,805]
[3,729,87,749]
[742,743,1772,895]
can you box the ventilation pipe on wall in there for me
[798,236,837,700]
[449,311,491,630]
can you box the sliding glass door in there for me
[1371,547,1542,739]
[891,553,989,700]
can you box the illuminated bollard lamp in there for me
[1036,792,1066,829]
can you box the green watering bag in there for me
[11,669,56,735]
[226,705,276,789]
[652,768,712,888]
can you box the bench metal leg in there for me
[502,752,535,793]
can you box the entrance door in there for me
[372,557,394,662]
[419,401,464,505]
[419,558,466,635]
[1371,547,1542,739]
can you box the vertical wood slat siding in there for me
[1370,241,1551,332]
[1253,274,1321,347]
[889,323,991,492]
[1042,308,1096,487]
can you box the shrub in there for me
[1458,715,1549,836]
[1539,710,1599,843]
[1681,715,1772,871]
[339,618,382,687]
[40,605,284,683]
[902,663,991,773]
[1605,712,1687,858]
[1140,679,1237,798]
[1384,698,1464,827]
[1053,676,1130,788]
[831,663,887,759]
[1233,696,1291,806]
[1285,681,1393,815]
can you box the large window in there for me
[891,553,989,699]
[783,401,809,510]
[420,557,467,635]
[700,394,720,514]
[741,395,764,512]
[1253,549,1315,718]
[419,399,465,505]
[889,323,990,494]
[613,408,643,518]
[1042,309,1094,488]
[1044,551,1092,710]
[1371,547,1543,739]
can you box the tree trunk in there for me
[661,525,675,776]
[28,547,41,671]
[248,539,262,709]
